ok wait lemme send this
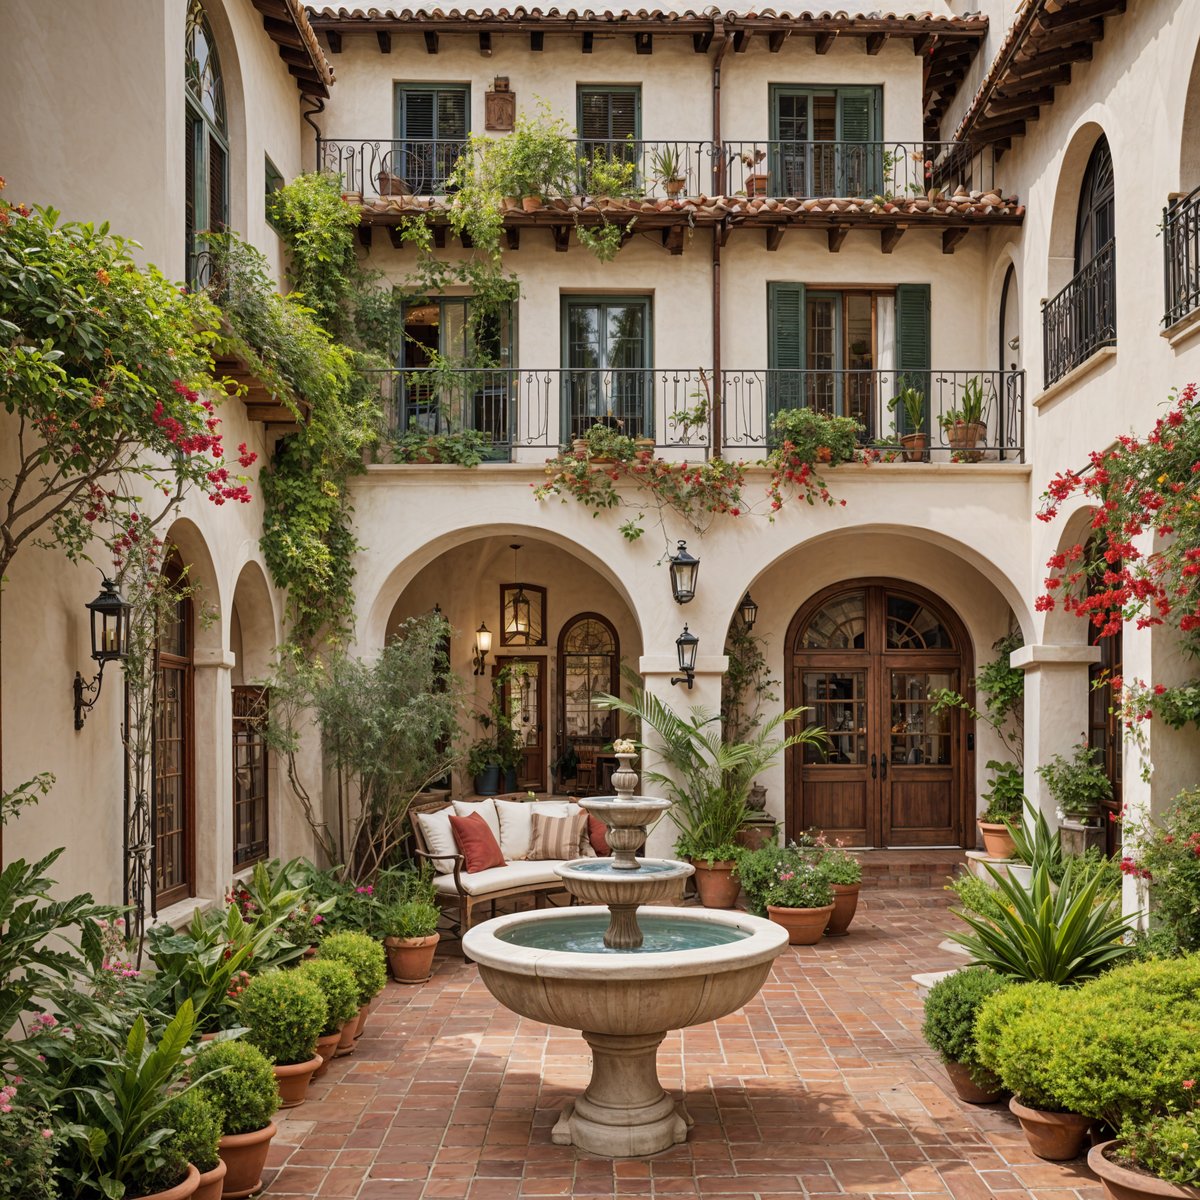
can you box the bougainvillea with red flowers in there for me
[1036,383,1200,728]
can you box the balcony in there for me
[1164,186,1200,329]
[1042,241,1116,389]
[369,367,713,459]
[719,368,1025,461]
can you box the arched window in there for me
[1075,135,1114,272]
[185,0,228,284]
[155,557,194,906]
[558,614,619,742]
[998,263,1019,371]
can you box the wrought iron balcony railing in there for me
[315,136,998,203]
[720,140,997,200]
[369,367,713,458]
[1164,186,1200,328]
[1042,240,1116,389]
[719,368,1025,461]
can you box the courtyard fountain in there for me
[462,748,788,1157]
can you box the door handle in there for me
[881,753,889,780]
[870,754,877,779]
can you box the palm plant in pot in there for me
[651,144,687,198]
[237,970,327,1108]
[380,873,441,983]
[598,685,828,908]
[295,957,361,1075]
[921,967,1013,1104]
[887,385,927,461]
[940,375,989,460]
[192,1040,279,1200]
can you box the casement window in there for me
[393,84,470,194]
[184,0,229,286]
[1075,135,1115,272]
[563,296,653,440]
[767,283,930,437]
[771,86,883,197]
[233,687,270,868]
[577,86,642,189]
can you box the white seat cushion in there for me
[433,859,569,897]
[452,798,501,845]
[415,808,459,873]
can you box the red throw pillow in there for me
[588,815,611,857]
[448,811,506,873]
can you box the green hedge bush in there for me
[921,968,1013,1084]
[193,1039,279,1136]
[319,931,387,1005]
[974,982,1071,1109]
[238,969,327,1065]
[296,957,360,1034]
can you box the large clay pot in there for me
[944,1060,1005,1104]
[767,903,834,945]
[194,1159,227,1200]
[217,1123,277,1200]
[734,822,776,852]
[1009,1096,1091,1161]
[386,933,440,983]
[334,1016,357,1057]
[826,883,861,937]
[979,820,1017,859]
[273,1054,322,1108]
[130,1163,200,1200]
[1088,1140,1200,1200]
[690,860,741,909]
[947,420,988,460]
[353,998,372,1040]
[314,1030,340,1076]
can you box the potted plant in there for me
[192,1040,279,1200]
[490,104,578,210]
[650,144,687,198]
[380,871,441,983]
[940,376,989,460]
[318,931,388,1044]
[237,970,327,1108]
[1090,1115,1200,1200]
[158,1090,225,1200]
[761,860,834,944]
[739,147,768,196]
[769,407,862,465]
[816,843,863,936]
[599,686,828,909]
[921,968,1013,1104]
[1038,741,1112,853]
[978,761,1024,858]
[295,957,361,1075]
[887,385,927,461]
[470,664,527,794]
[581,420,637,464]
[582,146,638,199]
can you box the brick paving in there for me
[266,890,1103,1200]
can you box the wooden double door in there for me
[786,582,972,848]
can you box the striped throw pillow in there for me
[528,809,588,861]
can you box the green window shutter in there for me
[895,283,931,432]
[437,89,468,140]
[767,282,806,421]
[837,88,879,143]
[578,88,640,141]
[609,91,638,141]
[399,89,435,140]
[837,88,881,195]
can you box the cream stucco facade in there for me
[1,0,1197,906]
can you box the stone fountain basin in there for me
[463,905,788,1036]
[555,858,693,905]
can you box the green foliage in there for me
[1117,1108,1200,1186]
[817,846,863,886]
[238,970,327,1066]
[950,860,1133,983]
[192,1040,278,1137]
[981,760,1025,824]
[295,958,361,1035]
[379,900,440,939]
[941,375,988,428]
[61,1002,198,1199]
[0,1075,60,1200]
[599,683,828,858]
[947,872,1011,924]
[932,632,1024,772]
[1124,787,1200,952]
[974,982,1072,1109]
[581,147,638,197]
[1004,801,1064,874]
[1037,742,1112,822]
[921,968,1013,1080]
[158,1088,221,1178]
[769,408,861,465]
[318,932,387,1005]
[763,861,833,909]
[470,663,528,775]
[264,612,464,881]
[887,386,925,433]
[575,218,636,262]
[735,844,802,915]
[1,772,55,827]
[721,619,779,744]
[392,426,490,466]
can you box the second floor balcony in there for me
[1042,240,1116,389]
[1164,185,1200,330]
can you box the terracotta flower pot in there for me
[767,903,834,945]
[521,194,543,212]
[273,1053,323,1108]
[979,820,1017,859]
[746,173,769,197]
[944,1060,1005,1104]
[218,1122,277,1200]
[1088,1140,1200,1200]
[734,823,776,853]
[947,420,987,461]
[353,998,372,1039]
[334,1016,357,1057]
[130,1163,200,1200]
[900,432,928,462]
[314,1029,340,1076]
[690,860,741,909]
[386,933,440,983]
[194,1158,227,1200]
[1009,1096,1091,1161]
[664,178,686,197]
[826,883,861,937]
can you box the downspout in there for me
[711,21,730,458]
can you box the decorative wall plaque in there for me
[485,88,516,131]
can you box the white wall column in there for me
[193,649,236,901]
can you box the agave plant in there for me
[1003,800,1064,877]
[597,685,828,859]
[950,859,1134,984]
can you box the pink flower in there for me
[40,1129,53,1139]
[1185,1080,1195,1090]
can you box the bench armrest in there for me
[413,846,467,896]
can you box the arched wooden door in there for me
[786,581,973,848]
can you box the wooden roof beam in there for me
[1027,17,1104,48]
[479,31,492,56]
[866,33,889,55]
[733,29,751,52]
[768,30,788,52]
[423,30,438,53]
[828,225,849,252]
[506,227,520,250]
[815,32,836,54]
[693,30,712,52]
[582,31,593,53]
[357,224,372,249]
[376,30,391,52]
[984,86,1055,115]
[552,224,570,252]
[387,226,405,249]
[1010,42,1092,75]
[325,29,342,53]
[663,225,686,255]
[881,225,907,253]
[636,31,653,54]
[975,118,1027,141]
[912,33,932,55]
[942,227,969,254]
[531,30,544,50]
[765,226,785,251]
[1039,0,1126,28]
[262,16,304,47]
[994,63,1073,91]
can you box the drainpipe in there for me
[711,21,730,458]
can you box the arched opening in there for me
[1167,40,1200,327]
[185,0,229,285]
[1086,532,1123,856]
[998,262,1020,372]
[785,580,973,848]
[1075,136,1115,274]
[1180,36,1200,193]
[557,614,620,795]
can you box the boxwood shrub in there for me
[193,1039,279,1135]
[921,968,1013,1084]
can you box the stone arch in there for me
[1180,35,1200,193]
[1046,119,1113,298]
[231,559,277,684]
[164,516,223,655]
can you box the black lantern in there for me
[668,540,699,605]
[504,585,532,643]
[739,591,759,630]
[472,622,492,676]
[671,624,699,690]
[74,578,131,730]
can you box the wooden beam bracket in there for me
[506,226,521,250]
[423,30,439,53]
[827,225,849,253]
[765,226,785,252]
[880,225,907,253]
[376,30,391,52]
[942,227,969,254]
[582,31,594,53]
[326,30,342,53]
[479,31,492,56]
[552,224,571,252]
[815,32,836,54]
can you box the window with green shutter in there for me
[393,84,470,193]
[770,86,882,197]
[894,283,931,433]
[184,0,228,286]
[577,86,641,187]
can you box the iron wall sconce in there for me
[671,624,699,689]
[739,592,758,630]
[472,622,492,676]
[668,540,699,604]
[74,578,132,730]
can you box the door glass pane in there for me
[886,595,954,649]
[566,301,650,438]
[806,297,836,414]
[802,592,867,650]
[890,672,953,765]
[561,618,617,741]
[802,671,866,764]
[811,93,838,194]
[845,294,873,427]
